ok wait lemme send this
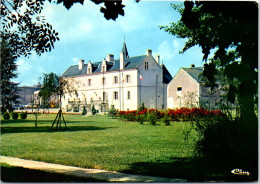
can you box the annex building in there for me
[167,65,225,109]
[61,42,172,113]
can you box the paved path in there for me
[0,156,187,182]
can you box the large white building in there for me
[61,42,172,113]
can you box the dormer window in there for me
[87,61,92,74]
[102,65,106,72]
[101,58,107,72]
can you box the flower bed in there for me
[118,107,226,123]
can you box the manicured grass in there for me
[1,162,106,182]
[1,114,256,181]
[1,114,195,169]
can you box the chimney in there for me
[191,64,195,68]
[147,49,152,56]
[155,55,160,64]
[79,59,84,70]
[107,54,114,62]
[120,51,125,70]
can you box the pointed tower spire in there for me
[121,41,129,58]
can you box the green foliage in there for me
[107,105,117,118]
[1,0,59,57]
[147,112,157,125]
[161,1,258,123]
[20,112,28,120]
[82,106,87,115]
[1,40,20,113]
[39,73,60,105]
[3,112,10,120]
[161,115,170,126]
[11,112,19,120]
[136,114,146,125]
[91,105,97,115]
[137,102,145,112]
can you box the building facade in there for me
[61,42,172,112]
[17,83,41,105]
[167,65,224,109]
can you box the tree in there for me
[39,72,77,129]
[0,40,20,113]
[1,0,60,57]
[161,1,258,124]
[161,1,258,170]
[46,0,139,21]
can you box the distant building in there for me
[18,83,41,105]
[61,42,172,112]
[167,65,225,109]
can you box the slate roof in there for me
[62,55,147,77]
[182,67,204,82]
[161,64,173,84]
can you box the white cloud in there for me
[16,59,33,72]
[155,39,183,62]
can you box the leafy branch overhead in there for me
[49,0,139,21]
[1,0,136,58]
[1,0,60,57]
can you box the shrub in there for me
[147,112,157,125]
[82,106,87,115]
[1,107,7,114]
[137,102,146,112]
[161,115,170,126]
[136,114,146,124]
[108,105,117,118]
[20,112,27,119]
[91,105,97,115]
[11,112,18,120]
[3,112,10,120]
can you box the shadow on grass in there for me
[122,157,258,182]
[1,125,116,134]
[1,164,107,182]
[1,119,95,124]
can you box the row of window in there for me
[82,75,131,87]
[69,91,131,101]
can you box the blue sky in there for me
[14,0,205,86]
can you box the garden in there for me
[1,108,258,182]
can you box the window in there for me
[144,61,149,70]
[114,76,118,84]
[127,91,130,99]
[114,91,118,100]
[126,75,130,83]
[88,68,91,74]
[102,77,105,85]
[177,87,182,91]
[102,66,105,72]
[88,79,91,86]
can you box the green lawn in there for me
[1,114,256,181]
